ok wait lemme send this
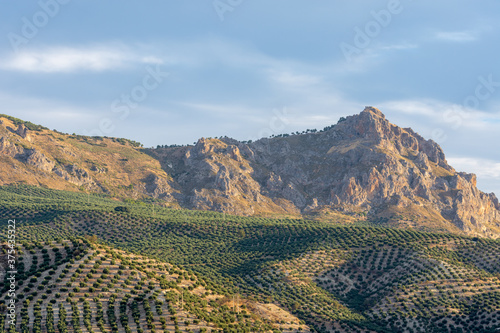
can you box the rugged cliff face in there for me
[1,109,499,237]
[151,107,500,237]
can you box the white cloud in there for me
[380,99,445,118]
[333,40,419,74]
[0,38,275,74]
[269,70,321,88]
[379,43,419,51]
[140,56,164,65]
[176,101,265,120]
[447,157,500,179]
[435,31,477,42]
[379,99,500,130]
[447,156,500,196]
[0,92,102,130]
[0,45,164,73]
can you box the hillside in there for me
[2,240,307,332]
[150,107,500,238]
[2,186,500,332]
[0,114,178,206]
[0,108,499,239]
[0,239,309,332]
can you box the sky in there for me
[0,1,499,195]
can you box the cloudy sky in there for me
[1,1,500,195]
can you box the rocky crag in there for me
[152,107,500,237]
[1,108,499,238]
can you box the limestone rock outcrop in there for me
[151,107,500,237]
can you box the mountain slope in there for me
[0,108,499,238]
[1,239,309,332]
[151,107,500,238]
[0,114,179,205]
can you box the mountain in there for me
[0,108,499,238]
[150,107,500,238]
[0,114,179,203]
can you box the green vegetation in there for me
[1,185,500,332]
[65,134,143,148]
[0,114,49,131]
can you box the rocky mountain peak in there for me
[149,107,499,238]
[0,110,498,238]
[334,106,396,143]
[334,108,451,171]
[362,106,386,118]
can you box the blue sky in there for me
[1,1,500,195]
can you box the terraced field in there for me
[1,240,308,333]
[2,185,500,332]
